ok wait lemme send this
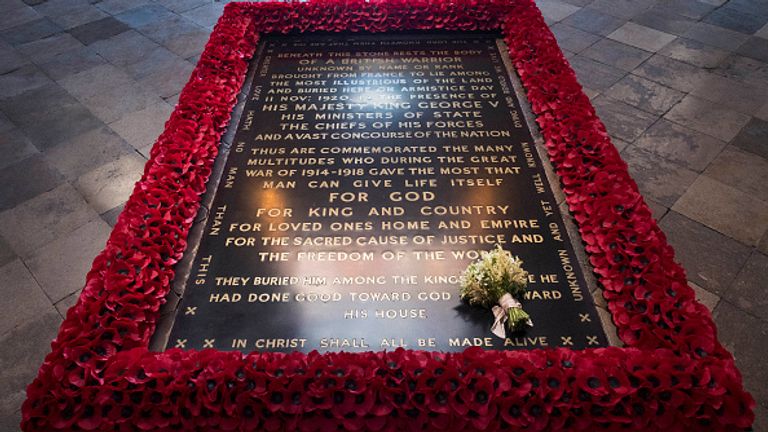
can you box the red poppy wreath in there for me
[21,0,754,430]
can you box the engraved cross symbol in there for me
[579,313,591,323]
[185,307,197,316]
[587,336,599,346]
[560,336,573,346]
[175,339,187,348]
[203,339,215,348]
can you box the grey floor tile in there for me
[90,30,161,68]
[16,32,82,63]
[54,289,80,318]
[568,55,625,91]
[621,145,699,207]
[713,301,768,412]
[114,4,175,28]
[36,45,105,80]
[656,0,718,20]
[80,82,165,123]
[155,0,209,14]
[58,63,134,101]
[0,17,60,45]
[644,197,668,221]
[108,101,173,149]
[711,54,768,89]
[0,84,105,150]
[0,64,51,100]
[633,54,711,92]
[123,45,184,80]
[689,74,768,116]
[0,311,61,431]
[0,259,55,335]
[688,281,720,312]
[736,36,768,63]
[586,0,655,20]
[562,7,625,36]
[0,4,39,31]
[0,236,14,267]
[658,37,730,68]
[704,146,768,203]
[181,2,225,29]
[43,3,108,30]
[592,96,657,142]
[0,183,98,257]
[732,117,768,159]
[100,202,124,227]
[664,95,751,142]
[631,7,695,36]
[758,22,768,39]
[74,153,145,213]
[604,75,684,115]
[137,57,194,98]
[137,15,210,59]
[608,22,677,52]
[0,42,28,74]
[43,125,134,179]
[534,0,580,23]
[673,175,768,246]
[581,38,651,71]
[703,6,768,35]
[659,211,751,295]
[550,23,600,53]
[0,128,38,170]
[26,219,110,302]
[633,119,726,172]
[95,0,152,15]
[68,16,130,46]
[724,252,768,321]
[0,154,63,211]
[682,21,750,51]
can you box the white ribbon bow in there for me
[490,293,533,338]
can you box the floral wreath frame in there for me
[22,1,755,430]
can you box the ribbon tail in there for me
[491,305,507,339]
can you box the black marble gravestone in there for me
[166,32,608,352]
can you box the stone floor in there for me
[0,0,766,429]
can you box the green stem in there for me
[506,307,532,332]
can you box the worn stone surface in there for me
[713,301,768,419]
[704,146,768,203]
[0,260,55,335]
[581,38,652,71]
[607,22,677,52]
[621,145,699,207]
[0,183,98,257]
[664,94,751,142]
[108,102,173,149]
[673,175,768,246]
[724,252,768,321]
[0,312,61,431]
[633,54,711,92]
[562,7,625,36]
[658,37,730,68]
[633,119,727,172]
[26,219,111,302]
[688,281,720,312]
[659,211,751,295]
[74,153,145,213]
[604,74,684,115]
[592,96,657,142]
[731,117,768,160]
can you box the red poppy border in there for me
[21,0,755,430]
